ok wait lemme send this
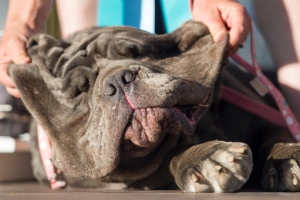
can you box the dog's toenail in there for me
[214,165,222,171]
[191,173,199,182]
[231,147,246,154]
[226,156,234,162]
[292,174,298,185]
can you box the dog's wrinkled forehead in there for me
[8,20,228,178]
[11,20,228,101]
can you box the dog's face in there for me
[9,21,227,179]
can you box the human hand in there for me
[189,0,251,55]
[0,22,33,98]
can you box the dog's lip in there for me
[121,93,211,157]
[172,92,211,127]
[172,105,198,126]
[121,107,171,158]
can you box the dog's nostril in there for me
[122,71,135,84]
[104,84,117,96]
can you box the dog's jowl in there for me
[9,21,300,192]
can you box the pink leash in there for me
[221,85,287,128]
[223,23,300,141]
[37,125,66,189]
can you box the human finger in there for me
[225,5,251,54]
[6,87,20,98]
[206,14,228,43]
[191,2,228,43]
[5,38,31,64]
[0,57,16,88]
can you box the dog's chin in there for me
[120,93,211,159]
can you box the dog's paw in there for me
[180,142,252,193]
[262,143,300,191]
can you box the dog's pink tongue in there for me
[124,108,162,147]
[124,108,181,147]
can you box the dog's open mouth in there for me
[121,93,212,158]
[173,93,211,126]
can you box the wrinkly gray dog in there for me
[9,21,300,192]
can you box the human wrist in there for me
[5,0,54,34]
[3,20,36,42]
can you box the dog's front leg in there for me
[169,141,252,193]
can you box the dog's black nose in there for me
[104,70,136,96]
[122,70,135,84]
[104,84,117,96]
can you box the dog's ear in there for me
[9,33,128,178]
[8,34,97,138]
[140,20,228,90]
[9,34,105,177]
